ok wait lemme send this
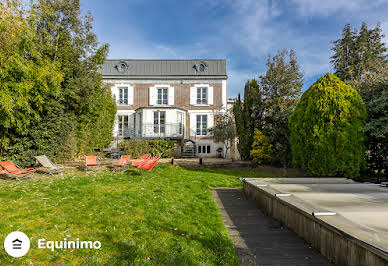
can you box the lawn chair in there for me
[138,156,161,171]
[85,156,100,172]
[132,154,151,167]
[34,155,62,175]
[112,155,130,172]
[0,161,35,181]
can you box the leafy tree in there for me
[351,67,388,180]
[331,22,387,82]
[233,79,264,160]
[1,0,116,166]
[209,113,236,158]
[0,1,62,157]
[259,49,303,167]
[289,73,366,178]
[32,0,115,157]
[330,24,357,81]
[250,129,272,164]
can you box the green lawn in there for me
[0,164,278,265]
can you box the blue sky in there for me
[81,0,388,98]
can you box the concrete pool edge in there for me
[243,180,388,266]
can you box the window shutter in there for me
[208,86,214,105]
[190,87,196,105]
[111,86,119,104]
[207,114,214,135]
[128,86,134,105]
[168,86,174,105]
[189,114,196,136]
[113,114,119,136]
[149,87,156,105]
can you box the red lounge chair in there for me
[138,156,160,171]
[112,155,130,171]
[85,156,100,172]
[131,154,151,167]
[0,161,35,180]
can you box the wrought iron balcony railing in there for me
[118,123,185,139]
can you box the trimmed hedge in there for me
[119,139,175,158]
[289,73,366,177]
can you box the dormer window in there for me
[117,61,128,73]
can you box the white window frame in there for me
[118,87,129,105]
[157,88,168,105]
[190,84,213,106]
[118,115,130,137]
[112,84,134,106]
[149,84,174,106]
[197,145,211,154]
[196,87,208,105]
[196,115,207,136]
[153,111,166,134]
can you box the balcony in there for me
[119,123,185,139]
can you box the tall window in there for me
[154,111,166,134]
[196,87,207,104]
[118,87,128,105]
[157,88,168,105]
[196,115,207,135]
[118,115,129,136]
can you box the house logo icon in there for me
[12,238,23,249]
[4,231,30,257]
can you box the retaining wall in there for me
[243,181,388,266]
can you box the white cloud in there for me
[289,0,388,17]
[227,68,258,98]
[96,0,387,97]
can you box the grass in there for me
[0,164,279,265]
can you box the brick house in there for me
[100,59,227,157]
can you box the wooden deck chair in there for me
[85,156,100,172]
[138,156,161,171]
[112,155,130,172]
[0,161,35,181]
[131,154,151,167]
[35,155,62,175]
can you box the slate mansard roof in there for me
[100,59,227,80]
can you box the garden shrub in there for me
[119,139,175,158]
[289,73,366,177]
[250,129,272,164]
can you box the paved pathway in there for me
[212,188,332,266]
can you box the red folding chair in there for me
[0,161,35,180]
[85,156,100,172]
[112,155,130,172]
[131,154,151,167]
[138,156,160,171]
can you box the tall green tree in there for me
[330,24,357,81]
[351,67,388,180]
[31,0,115,157]
[0,1,62,158]
[331,22,387,82]
[233,79,264,160]
[2,0,116,166]
[259,49,303,167]
[289,73,366,178]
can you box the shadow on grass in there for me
[180,164,307,179]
